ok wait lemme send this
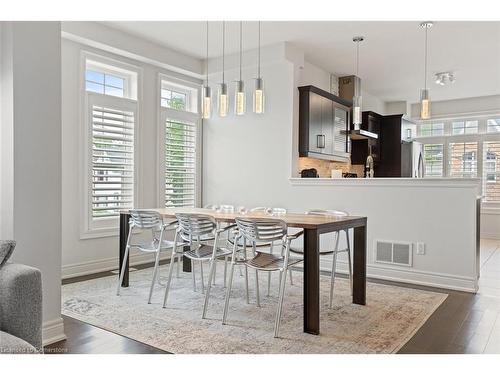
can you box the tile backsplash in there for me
[298,157,364,178]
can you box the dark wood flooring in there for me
[46,240,500,354]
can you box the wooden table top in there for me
[121,207,367,230]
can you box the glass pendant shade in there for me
[352,95,362,130]
[234,80,246,115]
[218,83,229,117]
[202,85,211,119]
[253,77,265,114]
[420,88,430,120]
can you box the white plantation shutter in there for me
[423,144,444,177]
[448,142,478,178]
[88,94,136,219]
[164,119,196,207]
[483,141,500,203]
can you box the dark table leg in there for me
[119,213,131,287]
[303,228,320,335]
[352,224,367,305]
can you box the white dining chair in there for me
[116,210,178,304]
[222,217,302,337]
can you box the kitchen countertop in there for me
[289,177,481,188]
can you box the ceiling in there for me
[102,21,500,103]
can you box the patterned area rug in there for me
[62,264,447,354]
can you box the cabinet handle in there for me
[317,134,325,149]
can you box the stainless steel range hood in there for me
[339,75,378,140]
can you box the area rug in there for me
[62,264,447,354]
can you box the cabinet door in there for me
[321,97,334,155]
[308,92,323,153]
[333,107,349,153]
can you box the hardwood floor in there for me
[46,240,500,354]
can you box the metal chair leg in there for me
[202,258,217,319]
[267,242,273,296]
[222,261,236,325]
[162,253,178,308]
[200,261,205,294]
[148,249,162,303]
[213,259,217,285]
[274,268,288,338]
[345,229,353,296]
[255,270,260,307]
[329,232,340,308]
[176,255,180,278]
[116,245,131,296]
[192,259,197,292]
[223,256,228,287]
[289,269,294,285]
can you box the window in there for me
[86,70,125,97]
[164,120,197,207]
[91,104,135,218]
[159,78,200,208]
[161,88,187,110]
[487,118,500,133]
[452,120,478,135]
[419,122,444,136]
[448,142,478,178]
[483,142,500,203]
[82,56,139,236]
[423,144,444,177]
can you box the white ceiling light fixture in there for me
[435,71,456,86]
[352,36,364,129]
[420,21,433,120]
[202,21,211,120]
[218,21,229,117]
[234,21,246,116]
[253,21,264,114]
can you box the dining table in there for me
[118,207,367,335]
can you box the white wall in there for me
[0,22,65,345]
[203,43,480,292]
[61,27,202,278]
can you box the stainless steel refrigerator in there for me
[401,141,425,178]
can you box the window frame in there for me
[80,52,142,239]
[415,114,500,208]
[156,74,201,209]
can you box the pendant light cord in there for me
[206,21,209,85]
[258,21,261,78]
[239,21,243,81]
[424,26,428,90]
[222,21,225,84]
[356,40,360,77]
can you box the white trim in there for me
[79,50,143,239]
[315,258,478,293]
[61,252,174,280]
[289,177,481,189]
[42,318,66,346]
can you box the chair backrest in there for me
[306,209,349,217]
[250,207,287,216]
[271,207,287,215]
[219,204,234,213]
[204,204,219,210]
[250,207,268,212]
[176,213,216,241]
[235,217,287,243]
[130,210,163,229]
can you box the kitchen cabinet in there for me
[299,85,351,161]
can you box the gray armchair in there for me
[0,260,43,354]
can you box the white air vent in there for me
[374,240,412,267]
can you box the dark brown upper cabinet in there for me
[298,85,351,162]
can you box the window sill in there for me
[80,227,119,240]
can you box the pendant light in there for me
[218,21,228,117]
[352,36,364,130]
[234,21,246,115]
[253,21,264,114]
[202,21,211,120]
[420,21,433,120]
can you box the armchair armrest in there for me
[0,263,42,351]
[286,230,304,241]
[216,223,237,234]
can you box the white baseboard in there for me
[42,317,66,346]
[62,252,172,280]
[314,258,477,293]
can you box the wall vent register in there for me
[374,240,413,267]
